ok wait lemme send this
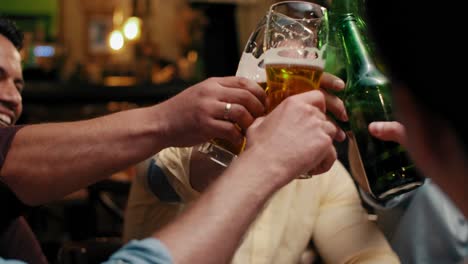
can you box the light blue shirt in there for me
[1,238,172,264]
[0,259,23,264]
[364,180,468,264]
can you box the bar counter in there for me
[19,80,192,124]
[22,80,190,104]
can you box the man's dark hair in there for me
[365,0,468,152]
[0,17,23,50]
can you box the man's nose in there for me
[0,81,22,106]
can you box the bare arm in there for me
[0,77,265,206]
[1,106,169,206]
[155,148,284,264]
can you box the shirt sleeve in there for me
[313,162,400,264]
[153,147,200,202]
[123,147,195,242]
[0,126,24,172]
[0,126,30,235]
[359,186,416,210]
[103,238,173,264]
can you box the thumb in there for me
[369,121,407,147]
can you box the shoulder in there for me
[0,257,26,264]
[157,147,193,171]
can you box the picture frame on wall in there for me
[86,13,112,56]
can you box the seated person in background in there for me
[123,73,400,264]
[124,147,399,264]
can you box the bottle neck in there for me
[339,15,376,78]
[331,0,362,17]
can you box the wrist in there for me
[226,146,292,197]
[144,104,173,150]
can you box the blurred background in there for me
[1,1,332,263]
[7,0,282,123]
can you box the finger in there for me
[225,104,255,131]
[213,101,255,130]
[206,119,244,147]
[326,116,346,142]
[308,147,337,175]
[324,92,348,122]
[321,120,339,140]
[299,90,326,113]
[320,72,346,92]
[368,121,407,146]
[217,76,267,104]
[218,89,265,118]
[215,102,255,131]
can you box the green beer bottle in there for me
[336,12,424,201]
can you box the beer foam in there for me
[264,47,326,68]
[236,52,267,83]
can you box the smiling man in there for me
[0,18,48,263]
[0,21,23,127]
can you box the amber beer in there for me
[264,60,325,179]
[265,63,324,112]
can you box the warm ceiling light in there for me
[123,16,142,40]
[109,30,124,51]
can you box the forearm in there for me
[1,105,169,206]
[155,147,284,264]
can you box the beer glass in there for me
[264,1,328,178]
[198,16,268,167]
[264,1,328,112]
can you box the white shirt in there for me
[124,147,399,264]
